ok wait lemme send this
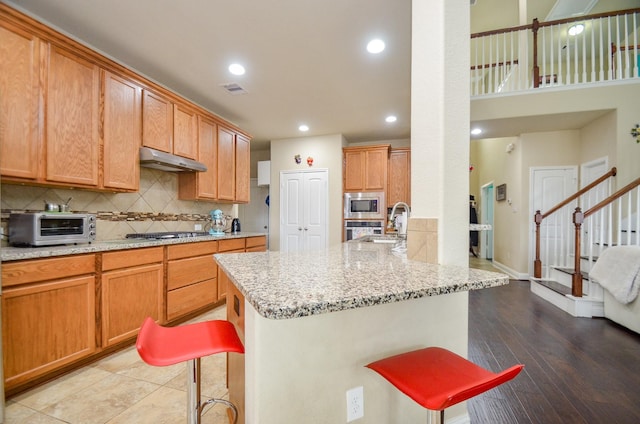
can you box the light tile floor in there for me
[5,306,232,424]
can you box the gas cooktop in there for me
[125,231,211,240]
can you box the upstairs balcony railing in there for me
[471,8,640,96]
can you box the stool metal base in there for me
[187,358,238,424]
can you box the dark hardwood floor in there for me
[467,279,640,424]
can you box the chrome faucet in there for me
[389,202,411,236]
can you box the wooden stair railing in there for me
[533,167,617,278]
[571,176,640,297]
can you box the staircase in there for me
[530,170,640,317]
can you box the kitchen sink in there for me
[353,235,403,243]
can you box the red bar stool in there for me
[366,347,524,424]
[136,317,245,424]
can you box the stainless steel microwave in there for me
[9,212,96,247]
[344,192,385,220]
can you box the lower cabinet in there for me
[216,238,246,300]
[1,254,96,392]
[101,247,164,347]
[226,278,245,424]
[166,241,219,320]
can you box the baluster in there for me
[634,13,639,78]
[590,17,595,82]
[598,17,604,81]
[615,15,622,79]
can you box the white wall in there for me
[268,134,346,250]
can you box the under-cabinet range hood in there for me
[139,147,207,172]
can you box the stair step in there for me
[531,279,579,296]
[553,267,589,280]
[580,255,599,262]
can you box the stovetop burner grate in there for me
[125,231,211,240]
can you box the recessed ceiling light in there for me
[299,124,309,132]
[568,24,584,36]
[367,39,385,54]
[228,63,245,75]
[471,128,482,136]
[385,115,397,123]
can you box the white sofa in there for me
[604,291,640,334]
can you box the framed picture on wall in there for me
[496,184,507,201]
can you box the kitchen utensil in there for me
[59,197,72,213]
[44,200,59,212]
[231,218,241,233]
[209,209,226,235]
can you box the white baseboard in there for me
[491,260,529,280]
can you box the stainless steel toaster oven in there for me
[9,212,96,247]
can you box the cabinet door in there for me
[235,133,251,203]
[0,23,40,180]
[102,70,141,191]
[343,150,365,192]
[2,275,96,390]
[364,148,388,191]
[46,45,99,186]
[173,102,197,159]
[178,115,217,200]
[388,148,411,207]
[142,89,173,153]
[217,126,236,201]
[102,263,163,347]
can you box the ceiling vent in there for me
[545,0,598,21]
[221,82,248,95]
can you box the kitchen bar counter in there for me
[214,241,508,319]
[0,232,266,261]
[214,241,509,423]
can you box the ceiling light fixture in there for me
[471,128,482,136]
[568,24,584,36]
[298,124,309,132]
[385,115,397,123]
[367,39,385,54]
[228,63,245,75]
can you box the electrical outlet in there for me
[346,386,364,422]
[194,224,203,231]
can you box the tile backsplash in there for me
[1,168,236,245]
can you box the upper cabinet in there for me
[343,145,390,192]
[387,148,411,207]
[0,4,252,200]
[0,22,40,180]
[102,70,141,191]
[142,89,173,153]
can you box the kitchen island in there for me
[214,241,509,423]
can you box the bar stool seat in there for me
[366,347,523,423]
[136,317,244,424]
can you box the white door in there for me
[280,170,328,252]
[529,167,578,277]
[480,183,494,260]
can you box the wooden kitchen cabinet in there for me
[226,278,245,424]
[102,70,141,191]
[387,148,411,207]
[216,238,246,300]
[178,115,218,200]
[245,235,267,252]
[166,241,219,320]
[46,44,100,186]
[173,102,198,160]
[0,21,41,181]
[101,247,163,347]
[217,125,236,201]
[142,89,173,153]
[343,145,390,192]
[1,255,96,392]
[235,133,251,203]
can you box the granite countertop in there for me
[214,241,509,320]
[0,232,266,261]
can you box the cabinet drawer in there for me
[245,236,266,250]
[219,238,245,252]
[167,240,218,260]
[166,278,217,321]
[2,254,95,287]
[167,255,217,290]
[102,247,163,271]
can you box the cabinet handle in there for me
[298,227,302,231]
[304,228,308,231]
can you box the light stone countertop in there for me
[214,241,510,320]
[0,232,266,261]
